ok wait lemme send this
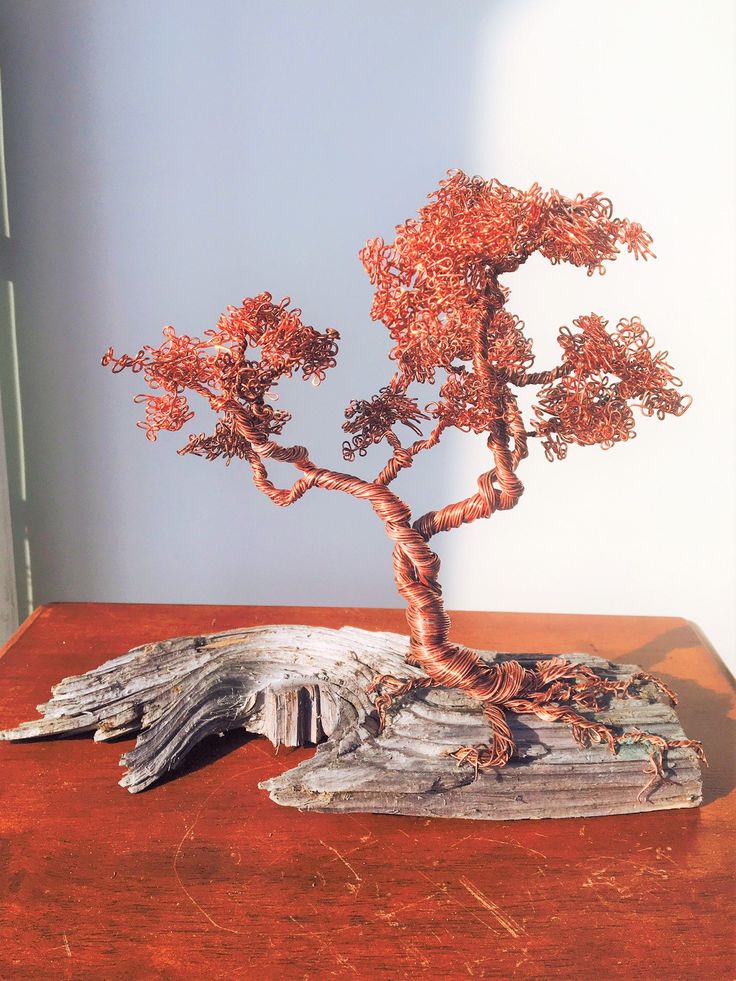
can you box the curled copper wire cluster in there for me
[343,388,427,461]
[103,292,340,451]
[104,172,703,798]
[532,314,690,460]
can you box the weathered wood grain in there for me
[0,623,703,819]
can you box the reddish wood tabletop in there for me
[0,603,734,980]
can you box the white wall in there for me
[0,1,733,669]
[447,0,735,669]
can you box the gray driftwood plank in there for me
[0,624,703,820]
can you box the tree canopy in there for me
[104,172,688,475]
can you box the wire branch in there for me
[505,363,573,387]
[374,423,446,486]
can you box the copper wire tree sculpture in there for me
[102,172,703,791]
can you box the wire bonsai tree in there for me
[101,171,703,796]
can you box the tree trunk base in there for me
[0,624,703,821]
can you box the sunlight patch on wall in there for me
[442,1,735,666]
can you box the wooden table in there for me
[0,603,733,980]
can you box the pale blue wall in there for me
[0,0,489,610]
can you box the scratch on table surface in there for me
[319,839,362,882]
[376,889,444,921]
[172,771,251,935]
[449,834,547,860]
[507,836,547,860]
[289,914,359,972]
[636,845,677,867]
[459,876,525,939]
[596,854,671,879]
[335,952,359,976]
[406,943,430,969]
[62,933,72,959]
[417,870,498,936]
[513,945,531,973]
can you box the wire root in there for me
[369,657,705,802]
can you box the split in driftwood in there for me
[0,624,704,821]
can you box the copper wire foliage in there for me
[104,172,703,798]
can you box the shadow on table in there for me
[623,623,735,807]
[151,728,321,790]
[153,728,259,789]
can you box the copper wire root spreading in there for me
[104,172,702,805]
[617,729,708,803]
[371,657,706,800]
[367,674,439,732]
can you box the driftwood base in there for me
[0,624,703,820]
